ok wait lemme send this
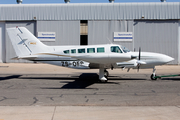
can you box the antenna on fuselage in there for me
[107,37,113,44]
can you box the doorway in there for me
[0,22,5,63]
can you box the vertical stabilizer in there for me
[7,27,48,57]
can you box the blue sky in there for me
[0,0,180,4]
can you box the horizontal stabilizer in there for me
[11,55,37,60]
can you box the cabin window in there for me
[97,47,104,53]
[78,48,85,53]
[71,49,76,54]
[63,50,69,54]
[111,46,122,53]
[87,48,95,53]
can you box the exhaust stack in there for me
[109,0,114,3]
[64,0,70,3]
[160,0,166,2]
[17,0,22,4]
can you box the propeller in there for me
[131,47,146,72]
[136,47,146,72]
[138,47,141,61]
[137,47,141,72]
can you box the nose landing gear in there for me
[151,68,157,80]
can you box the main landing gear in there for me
[150,67,157,80]
[99,67,158,81]
[99,68,109,83]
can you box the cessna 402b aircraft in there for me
[7,27,174,82]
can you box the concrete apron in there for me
[0,106,180,120]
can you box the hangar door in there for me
[88,20,133,51]
[37,21,80,46]
[134,20,178,64]
[6,21,36,63]
[0,22,5,63]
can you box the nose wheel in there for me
[151,74,157,80]
[151,67,157,80]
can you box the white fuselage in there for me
[32,44,174,69]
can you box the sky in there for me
[0,0,180,4]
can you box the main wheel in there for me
[151,74,157,80]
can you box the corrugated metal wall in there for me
[6,21,36,63]
[37,21,80,46]
[134,20,178,64]
[0,3,179,21]
[88,20,134,51]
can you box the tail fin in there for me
[7,27,48,57]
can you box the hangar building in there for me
[0,2,180,64]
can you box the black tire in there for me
[151,74,157,80]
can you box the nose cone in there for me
[161,55,174,63]
[145,52,174,65]
[166,56,174,63]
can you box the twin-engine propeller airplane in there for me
[7,27,174,82]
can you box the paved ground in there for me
[0,63,180,120]
[1,106,180,120]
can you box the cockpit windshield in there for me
[111,46,123,53]
[120,46,130,53]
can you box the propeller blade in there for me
[138,47,141,72]
[139,47,141,60]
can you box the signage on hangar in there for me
[38,32,56,41]
[114,32,133,42]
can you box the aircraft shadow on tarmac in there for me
[60,73,100,89]
[0,75,21,81]
[161,78,180,81]
[31,73,145,89]
[41,73,121,89]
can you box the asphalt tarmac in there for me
[0,63,180,119]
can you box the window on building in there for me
[64,50,69,54]
[111,46,122,53]
[78,48,85,53]
[87,48,95,53]
[80,20,88,35]
[97,47,105,53]
[71,49,76,54]
[80,20,88,45]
